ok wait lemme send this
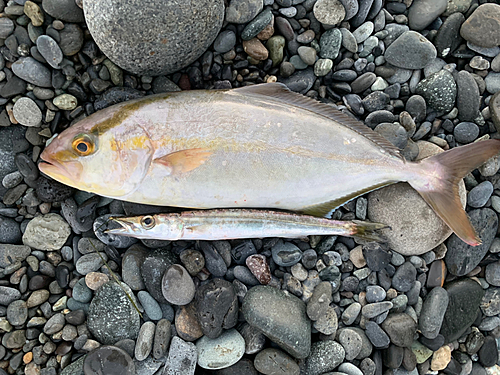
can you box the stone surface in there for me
[408,0,448,31]
[242,285,311,359]
[384,31,437,70]
[163,336,197,375]
[12,97,42,127]
[225,0,263,24]
[367,142,466,255]
[381,313,417,348]
[22,213,71,251]
[419,287,449,339]
[83,0,224,75]
[87,282,140,345]
[313,0,346,26]
[445,209,498,276]
[441,279,484,343]
[196,329,245,370]
[161,264,195,306]
[83,346,135,375]
[416,70,457,113]
[305,340,345,375]
[460,4,500,48]
[254,348,300,375]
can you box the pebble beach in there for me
[1,0,500,374]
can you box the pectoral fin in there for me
[153,148,213,175]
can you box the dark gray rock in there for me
[319,28,342,60]
[214,30,237,52]
[0,286,21,306]
[87,282,140,345]
[478,335,498,367]
[153,319,171,360]
[384,31,437,70]
[381,313,417,348]
[242,285,310,359]
[84,0,224,75]
[241,8,272,41]
[58,24,84,56]
[454,122,479,144]
[271,240,303,267]
[408,0,447,31]
[441,279,484,343]
[36,35,63,69]
[467,181,493,208]
[419,287,449,339]
[138,291,162,321]
[11,57,51,87]
[305,340,345,375]
[456,70,480,122]
[162,264,195,306]
[350,0,374,28]
[365,321,390,348]
[481,287,500,317]
[445,209,498,276]
[392,262,416,292]
[195,278,238,339]
[0,217,21,244]
[374,123,408,149]
[225,0,262,23]
[141,249,177,304]
[460,4,500,48]
[307,281,333,321]
[435,12,464,58]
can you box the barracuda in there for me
[38,83,500,246]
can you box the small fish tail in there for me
[349,220,389,242]
[408,139,500,246]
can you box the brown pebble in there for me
[243,38,269,61]
[178,74,191,90]
[85,272,109,291]
[257,15,274,41]
[23,352,33,364]
[246,254,271,285]
[431,345,452,371]
[427,260,446,288]
[175,302,203,342]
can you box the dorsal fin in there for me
[232,83,403,159]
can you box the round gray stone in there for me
[419,287,449,340]
[305,341,345,375]
[11,57,52,87]
[12,97,42,127]
[162,264,195,306]
[196,329,245,370]
[408,0,447,31]
[83,0,224,75]
[225,0,263,24]
[385,31,437,70]
[42,0,84,22]
[36,35,63,69]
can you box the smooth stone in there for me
[44,312,65,334]
[0,245,30,268]
[214,30,237,52]
[161,264,195,306]
[381,313,417,348]
[340,27,358,53]
[225,0,263,23]
[241,9,272,41]
[456,70,480,121]
[485,72,500,94]
[197,329,245,370]
[353,22,373,43]
[195,278,238,339]
[441,279,484,342]
[460,4,500,48]
[137,291,162,321]
[338,362,364,375]
[153,319,171,359]
[2,330,25,349]
[83,346,135,375]
[75,253,107,275]
[374,123,407,149]
[486,261,500,287]
[445,209,498,276]
[481,287,500,316]
[87,282,140,345]
[135,321,155,361]
[314,306,338,335]
[366,286,386,303]
[478,336,498,367]
[11,57,51,87]
[338,328,363,360]
[351,72,376,93]
[408,0,447,31]
[313,0,345,26]
[305,341,345,375]
[36,35,63,68]
[6,300,27,326]
[339,0,358,20]
[141,249,177,304]
[385,31,437,70]
[84,0,224,75]
[419,287,449,339]
[122,245,147,291]
[351,0,374,28]
[42,0,84,22]
[22,213,71,251]
[271,240,303,267]
[365,321,390,348]
[362,301,393,319]
[0,18,14,38]
[443,0,472,16]
[468,181,493,208]
[319,28,342,60]
[392,262,416,292]
[59,23,84,56]
[435,12,465,58]
[307,281,333,321]
[175,302,203,342]
[254,348,300,375]
[242,285,311,359]
[164,337,197,375]
[12,97,42,127]
[72,279,93,303]
[53,94,77,110]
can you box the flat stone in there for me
[367,142,466,255]
[271,240,303,267]
[161,264,195,306]
[460,4,500,48]
[468,181,493,208]
[36,35,63,69]
[164,337,197,375]
[22,213,71,251]
[175,302,203,342]
[385,31,437,70]
[141,249,177,304]
[319,28,342,60]
[137,291,162,321]
[254,348,300,375]
[441,279,484,343]
[135,321,155,361]
[11,57,51,87]
[365,321,390,348]
[381,313,417,348]
[84,0,224,75]
[242,285,311,359]
[435,12,465,58]
[305,341,345,375]
[307,281,333,321]
[313,306,338,335]
[122,244,147,291]
[408,0,447,31]
[339,0,358,20]
[196,329,245,370]
[313,0,345,26]
[338,328,363,360]
[0,244,31,268]
[87,282,140,345]
[153,319,171,360]
[42,0,84,22]
[12,97,42,127]
[83,346,135,375]
[419,287,449,339]
[445,208,498,276]
[53,94,77,110]
[225,0,263,23]
[416,70,457,113]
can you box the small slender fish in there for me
[39,83,500,245]
[104,209,388,241]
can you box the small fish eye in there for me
[72,135,94,156]
[141,216,155,229]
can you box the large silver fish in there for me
[104,209,388,241]
[38,83,500,246]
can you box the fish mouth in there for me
[104,217,137,236]
[39,151,83,184]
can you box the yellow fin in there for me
[232,83,403,159]
[299,182,394,217]
[153,148,212,175]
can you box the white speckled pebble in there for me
[196,328,245,370]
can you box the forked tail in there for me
[408,139,500,246]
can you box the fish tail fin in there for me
[350,220,390,242]
[408,139,500,246]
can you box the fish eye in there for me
[72,134,95,156]
[141,215,155,229]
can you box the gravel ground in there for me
[0,0,500,374]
